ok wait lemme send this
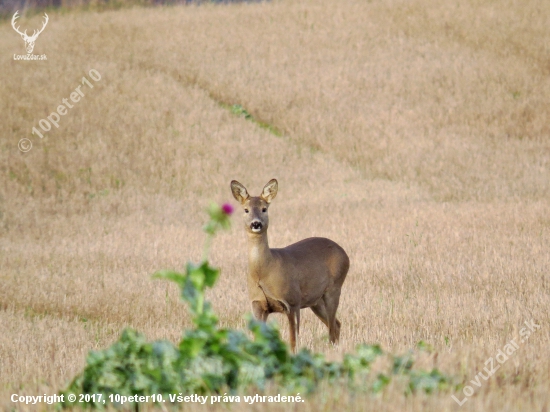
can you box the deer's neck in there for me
[247,232,273,278]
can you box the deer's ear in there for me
[231,180,249,204]
[261,179,278,203]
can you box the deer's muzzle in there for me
[250,221,263,232]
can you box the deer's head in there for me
[231,179,278,235]
[12,11,49,54]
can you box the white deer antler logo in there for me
[12,11,49,54]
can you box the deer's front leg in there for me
[286,307,299,353]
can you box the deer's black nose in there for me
[251,221,262,230]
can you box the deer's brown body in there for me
[231,179,349,352]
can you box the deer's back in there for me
[275,237,349,281]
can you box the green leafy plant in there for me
[230,104,252,120]
[60,202,454,409]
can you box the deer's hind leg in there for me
[311,299,341,344]
[322,289,342,344]
[311,301,330,328]
[252,300,269,322]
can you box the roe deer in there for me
[230,179,349,352]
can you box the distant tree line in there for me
[1,0,265,19]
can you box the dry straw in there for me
[0,0,548,410]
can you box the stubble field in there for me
[0,0,549,410]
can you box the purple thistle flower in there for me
[221,203,234,215]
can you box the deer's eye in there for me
[244,209,249,213]
[262,208,267,212]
